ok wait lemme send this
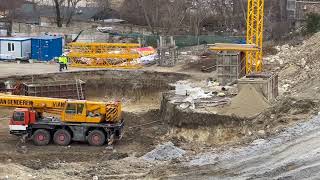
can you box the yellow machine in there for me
[67,42,141,69]
[0,94,121,123]
[210,0,265,74]
[0,94,123,146]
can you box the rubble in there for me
[265,32,320,97]
[142,142,186,161]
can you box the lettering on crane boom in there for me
[0,99,33,106]
[0,99,65,108]
[53,102,65,108]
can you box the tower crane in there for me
[210,0,265,74]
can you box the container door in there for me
[40,39,51,61]
[31,39,40,60]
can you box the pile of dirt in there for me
[264,32,320,97]
[254,97,319,126]
[223,84,270,118]
[142,142,186,161]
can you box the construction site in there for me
[0,0,320,179]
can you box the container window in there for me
[7,43,15,52]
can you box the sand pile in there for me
[224,84,270,118]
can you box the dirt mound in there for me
[265,32,320,97]
[224,84,270,117]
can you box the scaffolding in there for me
[67,42,142,69]
[157,36,178,67]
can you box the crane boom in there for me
[0,94,122,124]
[0,94,66,110]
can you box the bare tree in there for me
[53,0,64,27]
[65,0,81,26]
[162,0,190,34]
[188,0,211,36]
[0,0,23,35]
[135,0,161,34]
[94,0,110,10]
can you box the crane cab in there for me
[61,100,121,124]
[9,108,37,135]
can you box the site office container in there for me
[31,36,63,61]
[0,37,31,60]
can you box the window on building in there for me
[7,43,15,52]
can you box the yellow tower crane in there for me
[246,0,265,73]
[210,0,265,74]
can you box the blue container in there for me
[31,36,63,61]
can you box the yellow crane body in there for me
[246,0,265,73]
[0,94,122,124]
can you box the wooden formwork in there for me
[238,73,278,101]
[216,51,246,85]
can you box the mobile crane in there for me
[0,94,123,146]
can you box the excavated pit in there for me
[0,69,189,112]
[0,69,280,145]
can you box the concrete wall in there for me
[12,22,154,37]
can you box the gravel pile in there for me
[142,142,186,161]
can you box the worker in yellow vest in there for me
[58,54,68,72]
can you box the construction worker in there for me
[58,54,68,72]
[63,54,68,70]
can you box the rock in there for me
[258,130,265,135]
[7,159,12,163]
[92,176,98,180]
[105,146,113,150]
[252,138,267,145]
[217,92,226,97]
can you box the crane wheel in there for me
[53,129,71,146]
[32,129,51,146]
[88,130,105,146]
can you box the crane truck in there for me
[0,94,123,146]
